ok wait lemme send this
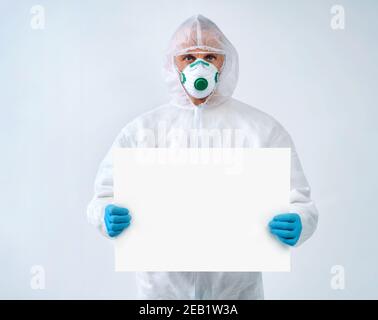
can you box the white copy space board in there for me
[113,148,291,272]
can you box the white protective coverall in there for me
[87,14,318,300]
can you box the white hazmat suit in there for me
[87,15,318,300]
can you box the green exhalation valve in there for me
[194,78,208,91]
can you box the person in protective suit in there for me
[87,14,318,300]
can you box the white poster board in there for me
[113,148,291,272]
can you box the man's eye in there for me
[204,54,216,61]
[183,55,195,61]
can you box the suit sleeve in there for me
[268,123,319,246]
[86,129,133,237]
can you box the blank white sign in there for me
[113,148,291,272]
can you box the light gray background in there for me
[1,0,377,299]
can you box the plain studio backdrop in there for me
[1,0,377,299]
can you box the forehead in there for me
[175,49,225,58]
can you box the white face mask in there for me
[180,59,219,99]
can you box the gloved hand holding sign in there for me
[268,213,302,246]
[104,204,132,237]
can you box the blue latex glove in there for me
[104,204,132,237]
[268,213,302,246]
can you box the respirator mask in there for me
[179,58,220,99]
